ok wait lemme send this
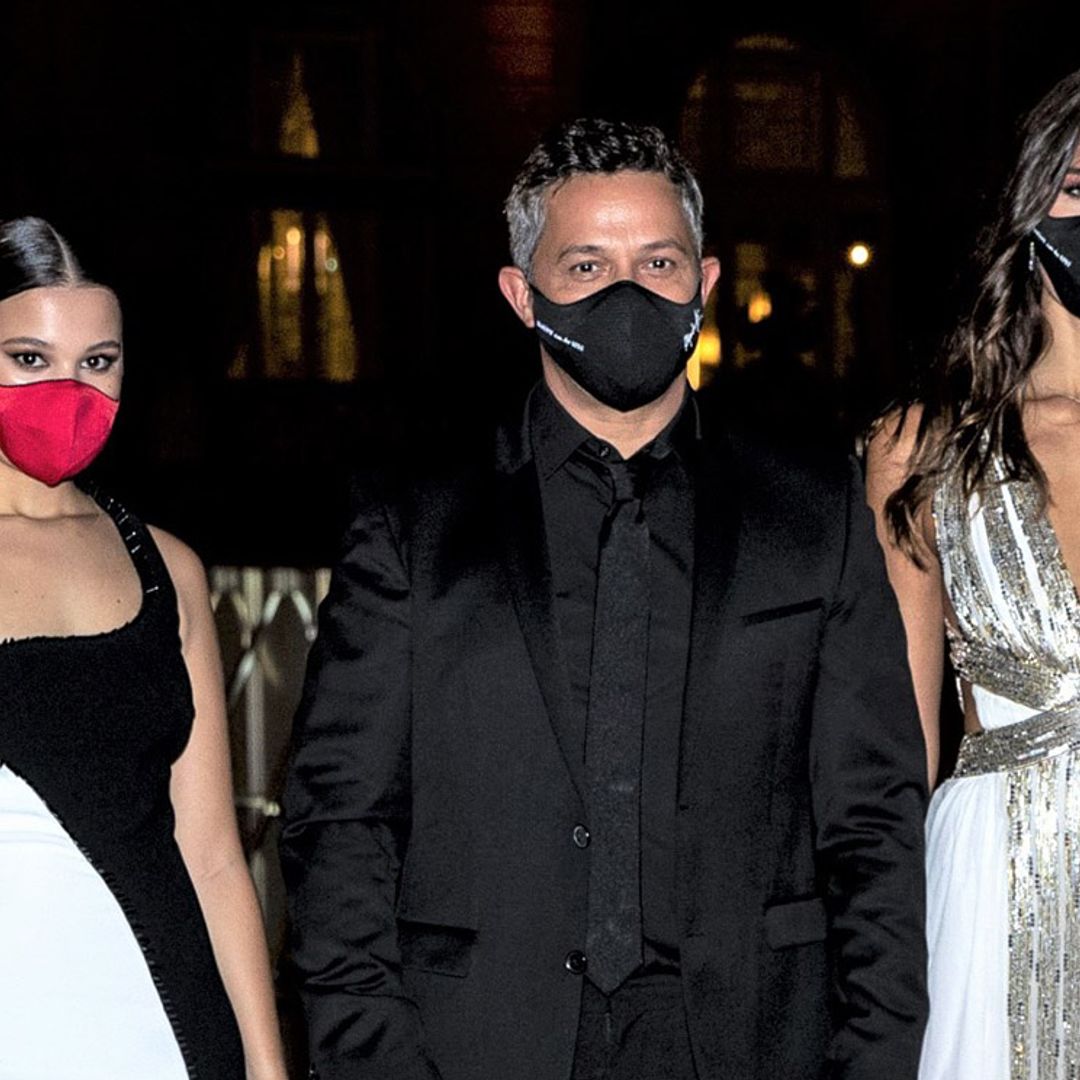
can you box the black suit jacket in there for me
[280,403,929,1080]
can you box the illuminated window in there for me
[237,29,434,383]
[234,210,358,382]
[233,49,359,381]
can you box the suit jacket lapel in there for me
[682,434,742,750]
[495,423,586,806]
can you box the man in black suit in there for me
[281,118,928,1080]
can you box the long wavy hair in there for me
[885,70,1080,556]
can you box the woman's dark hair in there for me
[0,216,88,302]
[884,69,1080,556]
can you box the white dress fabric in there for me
[920,469,1080,1080]
[0,763,187,1080]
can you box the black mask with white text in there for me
[529,279,703,412]
[1033,216,1080,317]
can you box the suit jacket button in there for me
[565,950,588,975]
[572,824,591,848]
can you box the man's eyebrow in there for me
[555,243,607,261]
[641,238,692,255]
[554,238,693,261]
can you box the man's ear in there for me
[498,266,535,328]
[700,256,721,303]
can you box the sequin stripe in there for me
[933,475,995,639]
[1065,758,1080,1080]
[948,633,1074,713]
[1010,766,1035,1077]
[1011,480,1080,662]
[936,474,1014,677]
[982,481,1057,671]
[1003,754,1080,1080]
[1033,759,1057,1080]
[934,470,1080,698]
[954,705,1080,777]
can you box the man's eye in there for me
[1063,184,1080,199]
[649,258,674,270]
[572,262,599,274]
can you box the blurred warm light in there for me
[314,228,330,295]
[285,225,303,293]
[279,52,320,159]
[847,242,872,268]
[697,325,721,365]
[254,210,358,381]
[735,33,799,52]
[747,290,773,323]
[687,326,722,390]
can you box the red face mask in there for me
[0,379,119,487]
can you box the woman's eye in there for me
[10,352,45,368]
[82,354,118,371]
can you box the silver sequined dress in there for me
[920,466,1080,1080]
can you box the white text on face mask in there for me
[536,320,586,353]
[1035,227,1074,268]
[682,308,703,352]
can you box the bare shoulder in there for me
[865,404,925,486]
[864,404,942,560]
[147,525,211,615]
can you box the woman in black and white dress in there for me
[0,217,286,1080]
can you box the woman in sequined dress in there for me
[0,217,287,1080]
[866,71,1080,1080]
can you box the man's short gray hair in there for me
[504,118,704,276]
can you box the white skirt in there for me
[919,769,1010,1079]
[0,765,187,1080]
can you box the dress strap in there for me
[934,462,1080,712]
[83,484,174,604]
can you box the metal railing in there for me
[210,566,330,954]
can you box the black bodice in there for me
[0,488,244,1078]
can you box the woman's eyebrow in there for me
[1,336,50,348]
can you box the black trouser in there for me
[571,971,699,1080]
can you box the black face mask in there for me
[1033,216,1080,317]
[529,279,703,412]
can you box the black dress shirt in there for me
[529,382,696,960]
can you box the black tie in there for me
[584,457,649,994]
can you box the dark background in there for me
[3,4,1070,1069]
[1,0,1075,564]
